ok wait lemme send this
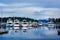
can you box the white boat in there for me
[32,22,38,27]
[48,21,54,28]
[29,21,32,27]
[13,19,20,30]
[6,19,13,27]
[38,22,43,26]
[22,20,29,27]
[13,19,20,27]
[38,24,43,26]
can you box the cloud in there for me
[0,3,8,6]
[0,3,60,19]
[0,3,32,7]
[0,0,60,8]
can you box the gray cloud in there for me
[0,1,60,19]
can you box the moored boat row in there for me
[6,18,38,27]
[0,18,56,30]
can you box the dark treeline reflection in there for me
[55,26,60,29]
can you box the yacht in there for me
[28,21,33,29]
[6,18,13,27]
[22,20,29,27]
[13,19,20,30]
[38,22,43,26]
[32,22,38,27]
[29,21,32,27]
[22,20,28,30]
[48,21,54,28]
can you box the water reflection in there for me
[0,26,60,40]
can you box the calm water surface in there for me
[0,26,60,40]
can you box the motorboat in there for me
[48,21,54,28]
[6,19,13,27]
[22,20,29,27]
[13,19,20,27]
[13,19,20,30]
[32,22,38,27]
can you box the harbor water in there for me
[0,26,60,40]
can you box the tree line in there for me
[0,17,38,22]
[48,18,60,24]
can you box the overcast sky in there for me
[0,0,60,19]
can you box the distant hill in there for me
[38,19,48,23]
[0,17,38,22]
